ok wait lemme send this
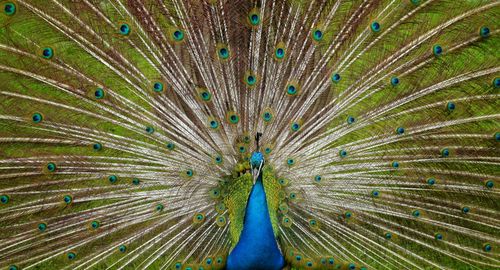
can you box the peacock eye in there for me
[63,195,72,204]
[42,48,53,59]
[371,21,381,32]
[119,24,130,35]
[173,29,184,41]
[4,3,16,15]
[108,175,117,183]
[153,82,163,92]
[47,162,56,172]
[313,29,323,41]
[119,245,127,252]
[331,73,341,82]
[275,47,285,59]
[218,47,229,59]
[32,113,43,123]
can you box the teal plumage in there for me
[0,0,499,269]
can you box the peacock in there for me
[0,0,498,269]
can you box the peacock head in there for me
[249,132,265,184]
[250,151,264,184]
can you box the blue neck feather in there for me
[226,173,285,270]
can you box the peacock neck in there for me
[226,172,285,270]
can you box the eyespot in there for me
[347,116,355,124]
[193,213,205,224]
[281,216,292,227]
[286,84,298,96]
[8,265,18,270]
[67,252,76,260]
[412,209,421,217]
[166,142,175,150]
[119,23,130,35]
[108,175,117,183]
[216,215,226,227]
[344,211,352,219]
[47,162,56,172]
[153,82,163,92]
[434,233,443,240]
[248,11,260,26]
[145,126,155,134]
[314,175,322,183]
[156,204,164,212]
[185,169,194,177]
[215,202,226,213]
[32,113,43,123]
[371,21,381,32]
[427,178,436,185]
[391,77,399,86]
[42,48,53,59]
[441,148,450,157]
[291,122,300,132]
[119,245,127,253]
[287,158,295,166]
[274,46,285,59]
[4,2,16,15]
[0,195,9,204]
[396,127,405,135]
[218,47,229,59]
[433,45,443,56]
[93,143,102,151]
[38,222,47,232]
[485,180,494,189]
[461,206,470,214]
[63,195,72,204]
[279,203,289,214]
[228,112,239,124]
[371,190,380,197]
[209,188,221,199]
[384,232,392,240]
[392,161,399,168]
[262,111,273,122]
[132,178,140,185]
[331,73,341,83]
[339,149,347,158]
[483,243,492,252]
[90,220,100,229]
[313,29,323,41]
[278,178,288,186]
[447,102,455,111]
[209,120,219,129]
[173,29,184,41]
[199,89,212,101]
[479,26,490,38]
[245,74,256,86]
[94,88,105,99]
[214,155,223,164]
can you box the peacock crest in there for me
[0,0,499,269]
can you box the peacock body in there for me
[0,0,499,269]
